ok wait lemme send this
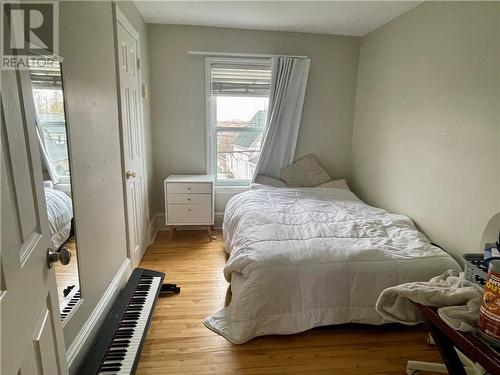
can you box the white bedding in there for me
[44,186,73,249]
[204,186,460,344]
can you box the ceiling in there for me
[134,1,423,37]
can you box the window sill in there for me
[215,185,250,194]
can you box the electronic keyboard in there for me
[82,268,164,375]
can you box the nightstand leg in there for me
[208,225,212,242]
[169,225,176,240]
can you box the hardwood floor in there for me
[54,239,80,301]
[137,230,442,374]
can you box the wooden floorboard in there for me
[54,239,79,300]
[137,230,442,374]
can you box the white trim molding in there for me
[150,212,224,243]
[215,185,249,194]
[150,212,167,243]
[214,211,224,229]
[67,258,133,373]
[189,51,309,59]
[113,3,151,268]
[205,56,272,186]
[115,5,139,40]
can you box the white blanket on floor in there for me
[204,186,460,344]
[376,270,483,332]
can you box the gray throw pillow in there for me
[280,154,331,187]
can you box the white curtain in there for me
[253,56,310,179]
[35,121,58,184]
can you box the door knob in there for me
[125,170,136,179]
[47,247,71,268]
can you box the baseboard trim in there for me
[150,213,166,243]
[67,258,133,373]
[214,211,224,229]
[146,215,156,246]
[150,212,223,242]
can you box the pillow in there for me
[316,179,350,190]
[279,153,331,187]
[254,174,288,187]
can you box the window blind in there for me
[211,63,272,97]
[29,67,62,89]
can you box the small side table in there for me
[413,304,500,375]
[164,175,215,241]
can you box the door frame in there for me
[113,4,150,266]
[56,58,86,327]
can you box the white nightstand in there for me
[164,175,215,241]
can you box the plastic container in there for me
[483,241,500,267]
[463,253,488,286]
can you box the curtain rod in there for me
[188,51,309,59]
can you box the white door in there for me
[116,13,148,267]
[1,70,68,374]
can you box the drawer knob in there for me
[187,198,191,201]
[187,187,191,190]
[188,208,192,211]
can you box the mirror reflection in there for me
[29,61,81,320]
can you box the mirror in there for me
[29,61,81,321]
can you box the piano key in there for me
[103,356,125,362]
[115,331,134,338]
[101,364,122,369]
[113,276,161,374]
[97,275,161,375]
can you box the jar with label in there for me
[478,259,500,347]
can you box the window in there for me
[206,58,272,186]
[30,66,70,183]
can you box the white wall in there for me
[59,2,152,371]
[148,24,360,214]
[61,0,127,350]
[351,1,500,260]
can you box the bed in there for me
[204,184,461,344]
[44,183,74,250]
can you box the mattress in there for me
[44,186,73,249]
[204,186,460,344]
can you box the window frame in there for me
[32,86,71,185]
[205,57,272,187]
[39,119,71,185]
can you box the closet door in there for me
[1,69,68,374]
[115,7,148,267]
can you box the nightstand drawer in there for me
[167,183,212,194]
[167,193,211,205]
[167,204,212,223]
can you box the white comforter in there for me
[204,186,460,344]
[44,187,73,249]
